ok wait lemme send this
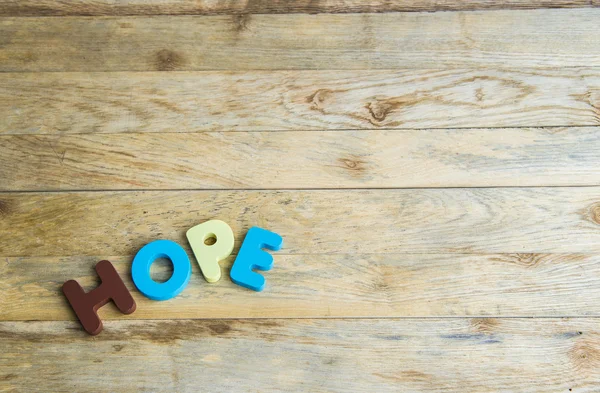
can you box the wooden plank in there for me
[3,253,600,321]
[1,318,599,392]
[2,69,599,134]
[2,188,600,257]
[2,128,600,191]
[1,9,600,71]
[0,0,597,16]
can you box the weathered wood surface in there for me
[3,4,600,391]
[1,0,597,16]
[1,318,599,392]
[2,188,600,257]
[3,253,600,321]
[2,9,600,72]
[2,69,600,134]
[2,128,600,191]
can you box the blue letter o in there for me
[131,239,191,301]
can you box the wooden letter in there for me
[62,260,136,335]
[230,227,283,291]
[131,239,192,301]
[186,220,235,283]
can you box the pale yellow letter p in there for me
[186,220,235,283]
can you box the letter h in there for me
[62,260,136,335]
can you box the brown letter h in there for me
[62,260,136,335]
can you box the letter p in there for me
[186,220,235,283]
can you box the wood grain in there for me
[2,4,600,391]
[3,253,600,321]
[1,318,599,392]
[1,0,597,16]
[2,128,600,191]
[2,188,600,257]
[2,9,600,71]
[2,69,599,134]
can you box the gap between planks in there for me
[1,0,598,16]
[3,186,600,194]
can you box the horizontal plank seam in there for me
[4,65,600,73]
[0,5,598,17]
[2,185,600,194]
[4,252,599,257]
[7,316,600,323]
[2,125,600,137]
[4,67,600,74]
[1,6,598,18]
[7,252,600,258]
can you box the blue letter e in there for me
[230,227,283,291]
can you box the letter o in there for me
[131,239,191,301]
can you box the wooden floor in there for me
[1,1,600,392]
